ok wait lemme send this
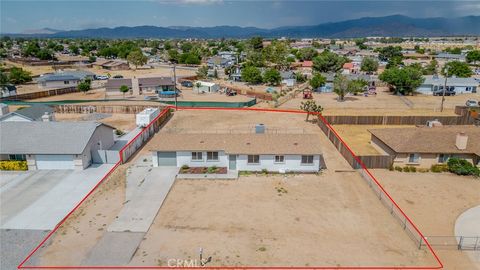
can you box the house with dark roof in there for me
[369,125,480,168]
[0,121,115,170]
[37,70,95,89]
[149,132,326,173]
[0,105,54,122]
[0,84,17,98]
[105,78,133,96]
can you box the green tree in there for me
[78,79,91,94]
[8,67,32,84]
[0,69,9,85]
[466,50,480,64]
[69,44,80,55]
[423,59,438,75]
[37,49,55,60]
[127,50,148,69]
[88,55,97,63]
[167,49,179,63]
[309,73,326,90]
[119,85,129,98]
[241,66,263,84]
[300,100,323,121]
[379,66,424,95]
[360,57,379,74]
[312,50,347,73]
[263,68,281,86]
[196,65,208,79]
[347,79,368,95]
[249,37,263,51]
[296,47,318,61]
[377,46,403,62]
[333,74,350,101]
[442,61,473,78]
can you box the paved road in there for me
[0,229,49,270]
[1,164,115,230]
[108,166,177,233]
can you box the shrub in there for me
[418,168,429,173]
[115,129,125,136]
[403,166,410,172]
[409,166,417,173]
[181,165,189,170]
[394,166,403,172]
[388,164,394,171]
[0,160,28,171]
[447,158,480,177]
[430,164,449,173]
[261,168,268,175]
[207,166,218,174]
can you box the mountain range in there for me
[4,15,480,38]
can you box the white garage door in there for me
[36,154,75,170]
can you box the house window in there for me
[9,154,26,161]
[301,155,314,165]
[408,153,420,163]
[274,155,285,163]
[247,155,260,164]
[207,151,219,161]
[64,81,70,84]
[438,154,451,163]
[191,152,203,161]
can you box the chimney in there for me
[455,132,468,150]
[41,112,54,122]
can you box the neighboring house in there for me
[300,61,313,78]
[280,71,296,87]
[37,70,95,89]
[229,67,242,82]
[138,77,175,95]
[100,60,130,70]
[435,53,466,62]
[149,133,325,172]
[341,62,359,74]
[193,81,220,94]
[0,121,115,170]
[0,105,54,122]
[105,78,133,96]
[369,125,480,168]
[1,84,17,98]
[207,56,233,69]
[416,75,478,95]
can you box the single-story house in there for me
[37,70,95,89]
[207,56,233,69]
[138,77,175,95]
[100,60,130,70]
[105,78,133,96]
[280,71,296,87]
[0,104,54,122]
[369,125,480,168]
[416,75,478,95]
[193,81,220,94]
[1,84,17,98]
[299,61,313,78]
[0,121,115,170]
[149,133,325,172]
[435,53,466,62]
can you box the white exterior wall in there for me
[39,80,79,89]
[236,154,320,172]
[81,126,115,169]
[176,151,228,167]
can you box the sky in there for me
[1,0,480,33]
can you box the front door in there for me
[229,155,236,170]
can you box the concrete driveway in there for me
[108,166,178,233]
[0,164,115,230]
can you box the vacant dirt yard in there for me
[332,125,415,155]
[371,170,480,270]
[55,113,136,131]
[280,87,476,116]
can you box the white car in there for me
[95,75,109,80]
[465,99,479,107]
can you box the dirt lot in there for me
[332,125,415,155]
[371,170,480,270]
[280,87,476,116]
[55,113,136,131]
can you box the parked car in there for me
[181,80,193,87]
[95,75,109,80]
[465,99,479,107]
[113,75,124,79]
[433,88,456,96]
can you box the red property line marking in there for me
[18,106,443,270]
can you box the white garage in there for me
[36,155,75,170]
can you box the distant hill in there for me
[21,28,62,35]
[4,15,480,38]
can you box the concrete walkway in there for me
[108,166,178,233]
[455,205,480,268]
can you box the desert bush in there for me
[207,166,218,174]
[0,160,28,171]
[403,166,411,172]
[394,166,403,172]
[430,164,449,173]
[408,166,417,172]
[447,158,480,177]
[418,168,429,173]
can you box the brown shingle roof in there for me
[369,125,480,155]
[148,133,323,155]
[105,78,132,88]
[138,77,174,87]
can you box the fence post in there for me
[418,237,423,249]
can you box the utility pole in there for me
[173,63,177,110]
[440,67,448,112]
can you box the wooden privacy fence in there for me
[1,86,80,101]
[55,104,166,114]
[318,117,394,169]
[120,107,171,163]
[322,114,474,125]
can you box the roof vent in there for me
[455,132,468,150]
[200,140,204,144]
[246,142,251,145]
[293,142,298,146]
